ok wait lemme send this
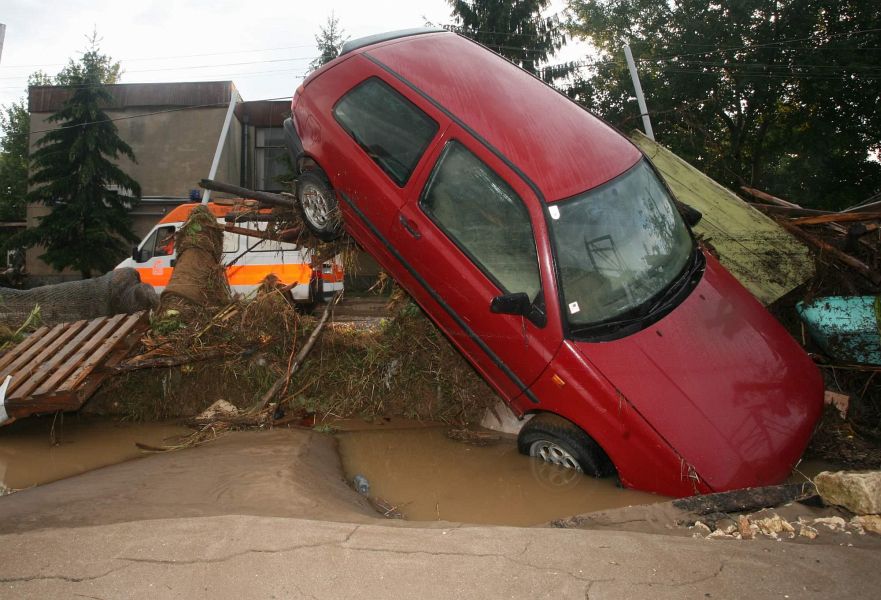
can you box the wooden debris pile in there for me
[742,187,881,294]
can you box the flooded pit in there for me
[337,426,665,526]
[0,415,189,491]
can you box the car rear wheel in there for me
[517,413,614,478]
[297,170,342,241]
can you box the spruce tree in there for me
[23,40,139,278]
[309,13,348,72]
[447,0,569,80]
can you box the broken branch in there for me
[200,178,296,210]
[255,293,341,411]
[114,347,244,373]
[779,220,881,285]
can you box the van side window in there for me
[138,225,175,262]
[420,141,541,301]
[333,78,438,186]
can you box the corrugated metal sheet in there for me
[0,312,147,422]
[632,131,814,304]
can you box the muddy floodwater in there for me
[337,426,665,526]
[0,416,189,491]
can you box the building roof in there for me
[356,31,641,202]
[28,81,237,113]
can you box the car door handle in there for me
[399,214,422,239]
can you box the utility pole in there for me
[0,24,6,64]
[623,42,655,140]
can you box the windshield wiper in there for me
[642,246,704,318]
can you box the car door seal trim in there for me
[338,190,540,405]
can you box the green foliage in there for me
[309,13,348,72]
[446,0,571,80]
[0,100,29,221]
[566,0,881,209]
[19,36,140,278]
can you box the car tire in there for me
[517,413,614,478]
[297,170,342,242]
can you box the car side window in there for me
[138,230,159,262]
[420,141,541,301]
[333,78,438,186]
[153,226,176,257]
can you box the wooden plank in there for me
[630,131,814,304]
[58,312,146,393]
[0,325,68,384]
[791,212,881,226]
[0,325,51,372]
[5,320,89,398]
[31,315,125,397]
[7,391,81,418]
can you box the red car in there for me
[284,28,823,497]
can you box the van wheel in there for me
[297,170,342,242]
[517,414,614,478]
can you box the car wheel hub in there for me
[529,440,583,472]
[301,183,331,228]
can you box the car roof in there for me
[349,30,641,202]
[340,28,445,56]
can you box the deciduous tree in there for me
[566,0,881,209]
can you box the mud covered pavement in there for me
[1,428,880,599]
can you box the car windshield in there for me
[549,159,693,330]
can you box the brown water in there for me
[0,415,189,491]
[337,426,665,526]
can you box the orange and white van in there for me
[116,202,343,303]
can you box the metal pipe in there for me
[623,43,654,141]
[202,89,240,204]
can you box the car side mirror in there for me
[676,201,702,227]
[490,292,530,316]
[132,245,142,262]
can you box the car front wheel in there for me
[517,413,614,478]
[297,170,342,242]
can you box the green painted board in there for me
[631,131,814,305]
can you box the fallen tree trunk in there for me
[672,482,816,516]
[161,205,230,309]
[0,268,158,327]
[200,179,296,210]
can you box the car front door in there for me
[132,224,177,291]
[388,131,562,405]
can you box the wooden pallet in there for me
[0,312,148,421]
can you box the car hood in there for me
[572,256,822,491]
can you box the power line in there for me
[0,55,318,81]
[0,43,319,70]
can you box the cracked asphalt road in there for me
[1,429,878,598]
[2,514,878,599]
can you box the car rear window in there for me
[333,78,438,186]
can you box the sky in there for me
[0,0,590,108]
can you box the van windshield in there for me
[549,159,694,332]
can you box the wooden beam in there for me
[791,212,881,226]
[740,186,801,208]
